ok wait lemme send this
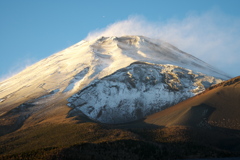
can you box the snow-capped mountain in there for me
[0,36,230,124]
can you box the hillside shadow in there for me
[0,103,34,136]
[70,109,240,153]
[53,138,238,160]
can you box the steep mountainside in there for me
[0,36,228,125]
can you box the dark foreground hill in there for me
[0,76,240,159]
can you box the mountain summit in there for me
[0,36,230,125]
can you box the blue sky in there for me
[0,0,240,81]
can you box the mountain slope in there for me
[144,76,240,130]
[0,36,229,126]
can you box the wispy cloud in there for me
[86,9,240,77]
[0,58,36,82]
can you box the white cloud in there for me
[85,9,240,77]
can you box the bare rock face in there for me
[68,62,223,124]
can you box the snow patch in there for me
[63,67,89,93]
[0,98,5,103]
